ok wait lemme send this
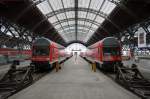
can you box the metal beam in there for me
[52,18,101,27]
[33,0,47,5]
[108,0,139,20]
[85,0,106,41]
[60,0,71,37]
[61,31,86,35]
[60,29,90,34]
[56,24,96,31]
[0,17,32,47]
[46,7,120,33]
[15,0,46,22]
[46,7,108,19]
[83,0,92,41]
[75,0,78,40]
[47,0,68,42]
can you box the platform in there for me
[9,56,139,99]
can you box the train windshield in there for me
[103,47,120,56]
[33,46,49,56]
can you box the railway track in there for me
[0,56,71,99]
[101,64,150,99]
[0,62,49,99]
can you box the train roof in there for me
[101,37,120,47]
[33,37,51,46]
[88,37,120,48]
[33,37,65,48]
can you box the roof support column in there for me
[75,0,78,40]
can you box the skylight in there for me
[36,0,118,42]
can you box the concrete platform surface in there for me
[9,56,139,99]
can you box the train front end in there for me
[31,38,51,70]
[101,37,122,70]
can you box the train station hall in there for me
[0,0,150,99]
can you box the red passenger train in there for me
[31,37,68,70]
[85,37,122,71]
[0,48,31,62]
[0,48,31,56]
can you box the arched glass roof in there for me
[34,0,118,43]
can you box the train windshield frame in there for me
[32,46,50,56]
[103,47,120,56]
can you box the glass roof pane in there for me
[68,21,75,25]
[63,0,74,8]
[87,13,96,20]
[66,11,75,18]
[57,13,66,20]
[54,25,61,29]
[85,21,92,27]
[78,21,84,25]
[101,0,116,14]
[70,27,75,29]
[10,27,19,37]
[95,16,105,23]
[6,31,13,37]
[48,0,63,10]
[48,16,58,23]
[37,1,52,14]
[83,28,89,32]
[64,28,74,31]
[78,11,87,18]
[84,32,93,42]
[91,24,98,29]
[61,22,68,26]
[65,33,75,40]
[89,30,93,33]
[64,30,75,33]
[78,30,87,33]
[90,0,104,11]
[78,0,90,8]
[78,27,83,30]
[61,35,69,41]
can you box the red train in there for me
[31,37,69,70]
[0,48,31,63]
[0,48,31,56]
[83,37,122,71]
